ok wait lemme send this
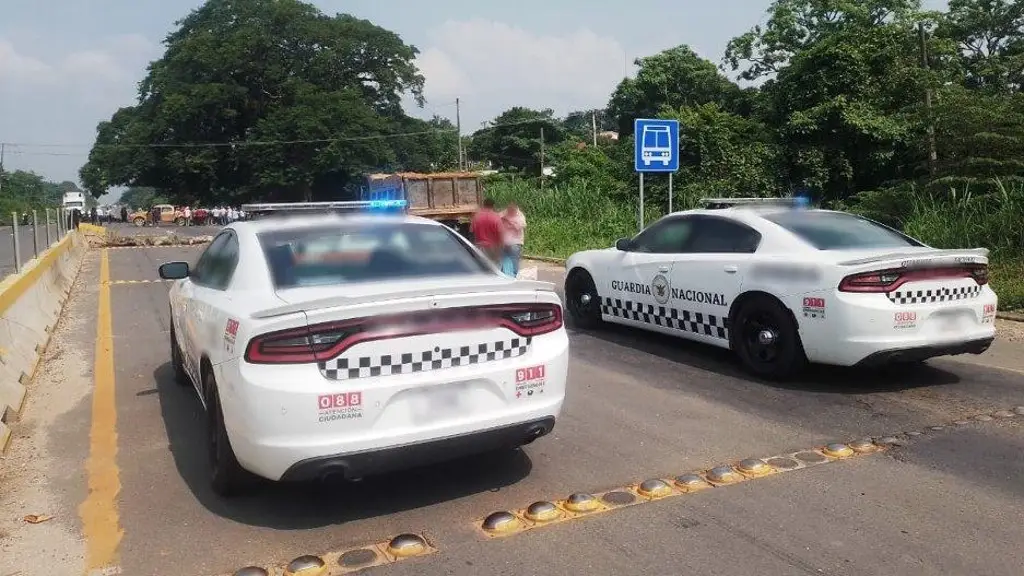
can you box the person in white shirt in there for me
[501,201,527,276]
[183,206,192,226]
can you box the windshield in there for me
[65,201,84,208]
[258,222,488,288]
[763,211,925,250]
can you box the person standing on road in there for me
[470,198,505,265]
[120,206,128,223]
[90,207,98,225]
[183,206,192,227]
[501,201,526,276]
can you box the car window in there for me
[632,217,693,254]
[685,217,762,254]
[192,232,233,288]
[258,222,488,289]
[202,233,239,289]
[762,211,924,250]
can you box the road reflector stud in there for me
[601,490,636,506]
[954,419,971,425]
[874,436,902,447]
[765,457,801,471]
[906,431,923,437]
[637,479,673,498]
[482,511,521,533]
[338,548,378,568]
[974,414,994,422]
[822,443,854,458]
[992,410,1015,418]
[848,439,877,454]
[793,451,828,464]
[736,458,772,477]
[525,501,562,522]
[387,534,428,558]
[674,473,712,492]
[705,466,742,485]
[563,492,601,513]
[284,555,326,576]
[233,568,270,576]
[1014,406,1024,415]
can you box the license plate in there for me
[412,385,464,423]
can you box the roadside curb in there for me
[996,311,1024,323]
[0,231,88,455]
[524,255,566,265]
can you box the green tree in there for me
[119,187,164,210]
[79,0,428,203]
[607,46,750,137]
[939,0,1024,94]
[469,107,565,173]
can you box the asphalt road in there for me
[0,223,61,280]
[1,246,1023,576]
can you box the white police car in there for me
[159,202,568,496]
[564,199,997,379]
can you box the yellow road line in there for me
[103,279,172,285]
[78,248,124,575]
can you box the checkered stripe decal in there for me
[318,336,532,380]
[886,285,982,305]
[601,297,728,339]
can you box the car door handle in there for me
[658,266,670,273]
[724,265,738,273]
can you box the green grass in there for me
[485,176,1024,311]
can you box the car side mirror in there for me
[615,238,633,251]
[159,261,190,280]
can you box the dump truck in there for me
[364,171,484,236]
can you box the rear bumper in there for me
[280,417,555,482]
[854,337,995,367]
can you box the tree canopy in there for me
[80,0,446,203]
[76,0,1024,210]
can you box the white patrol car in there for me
[564,198,997,380]
[159,202,568,496]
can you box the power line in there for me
[1,114,578,154]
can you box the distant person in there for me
[470,198,504,265]
[121,206,128,223]
[183,206,192,226]
[90,207,98,224]
[71,209,81,230]
[501,201,526,276]
[150,206,160,227]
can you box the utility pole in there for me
[918,22,937,176]
[540,126,545,190]
[591,111,598,147]
[455,98,463,171]
[0,142,5,196]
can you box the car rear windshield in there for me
[258,222,488,288]
[762,211,924,250]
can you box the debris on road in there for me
[21,514,53,525]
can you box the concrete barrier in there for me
[0,231,87,452]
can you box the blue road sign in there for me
[634,118,680,173]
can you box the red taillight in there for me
[244,303,563,364]
[498,304,563,337]
[838,265,988,293]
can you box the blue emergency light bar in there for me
[240,199,408,218]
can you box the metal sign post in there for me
[633,118,681,231]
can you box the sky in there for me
[0,0,949,194]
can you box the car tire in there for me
[169,319,190,387]
[204,372,250,497]
[565,269,603,329]
[133,217,145,227]
[731,294,807,380]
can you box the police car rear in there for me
[229,212,568,489]
[761,209,997,367]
